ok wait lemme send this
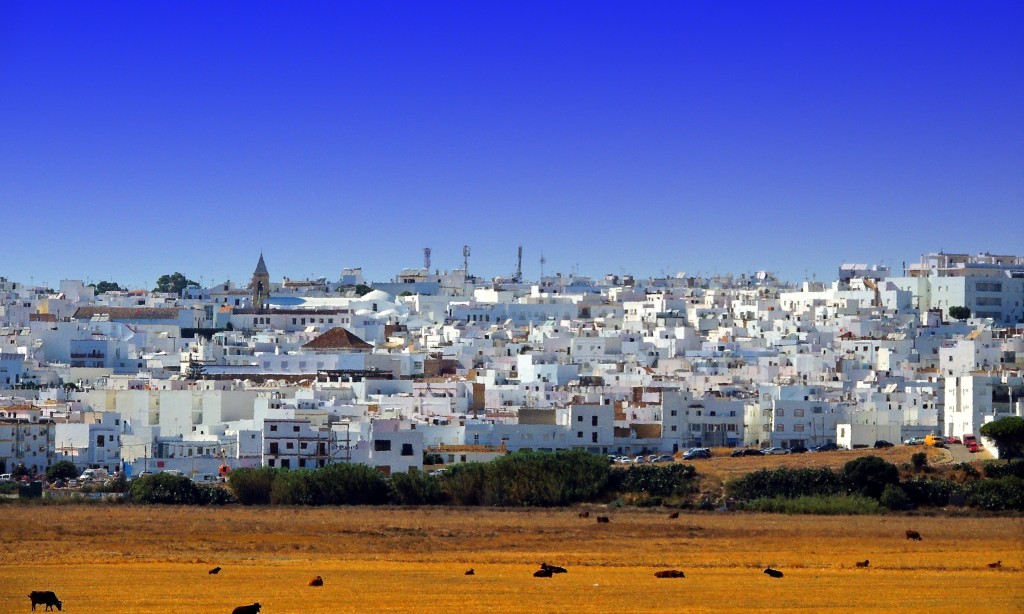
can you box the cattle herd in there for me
[24,526,1009,611]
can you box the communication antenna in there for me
[540,254,547,280]
[463,245,471,276]
[423,247,431,271]
[515,245,523,283]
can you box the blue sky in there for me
[1,2,1021,289]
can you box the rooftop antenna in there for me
[423,247,432,272]
[515,245,523,283]
[463,245,471,277]
[540,254,547,280]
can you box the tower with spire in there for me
[250,253,270,311]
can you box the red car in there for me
[946,436,962,445]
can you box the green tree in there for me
[911,452,928,472]
[948,306,971,321]
[46,460,79,482]
[11,463,29,479]
[92,281,123,294]
[184,359,207,381]
[154,272,199,294]
[879,483,912,510]
[353,284,374,297]
[980,417,1024,459]
[843,455,899,499]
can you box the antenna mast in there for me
[423,247,431,272]
[540,254,546,280]
[463,245,471,277]
[515,245,523,283]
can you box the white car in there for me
[765,447,791,455]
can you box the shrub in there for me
[954,462,980,479]
[130,473,203,504]
[982,459,1024,479]
[740,495,886,515]
[439,462,489,506]
[843,456,900,499]
[725,467,843,501]
[879,484,912,510]
[911,452,928,472]
[228,467,278,505]
[967,476,1024,511]
[389,471,447,505]
[610,464,698,498]
[313,463,389,505]
[900,477,964,508]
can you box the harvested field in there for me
[0,505,1020,612]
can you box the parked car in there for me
[730,448,764,457]
[765,447,790,455]
[903,437,922,445]
[810,442,840,452]
[682,448,711,460]
[653,455,675,463]
[789,446,809,454]
[873,440,894,448]
[946,436,962,445]
[0,474,12,483]
[632,456,647,464]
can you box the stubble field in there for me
[0,505,1020,613]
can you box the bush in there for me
[879,484,912,510]
[911,452,928,472]
[843,456,900,499]
[954,462,980,479]
[313,463,389,505]
[900,477,965,508]
[725,467,844,501]
[740,495,886,515]
[983,459,1024,479]
[389,471,447,505]
[967,476,1024,511]
[440,462,489,505]
[228,467,278,505]
[46,461,78,482]
[609,464,698,498]
[131,473,203,504]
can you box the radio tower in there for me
[423,247,431,272]
[515,245,523,283]
[540,254,546,280]
[463,245,471,277]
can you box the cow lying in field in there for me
[29,591,62,611]
[231,602,261,614]
[763,567,784,578]
[855,560,869,568]
[540,563,567,574]
[596,516,610,523]
[209,566,222,575]
[654,570,685,578]
[533,568,553,578]
[308,575,324,586]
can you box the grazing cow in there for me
[763,567,784,578]
[596,516,610,523]
[905,530,923,541]
[541,563,567,574]
[668,511,679,519]
[988,561,1001,569]
[578,511,590,518]
[308,575,324,586]
[231,603,261,614]
[855,560,869,568]
[209,566,222,575]
[533,568,553,578]
[465,568,475,576]
[654,570,685,578]
[28,591,62,611]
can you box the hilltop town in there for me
[1,250,1022,480]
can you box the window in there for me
[286,442,294,450]
[269,442,279,454]
[374,439,391,452]
[794,425,805,432]
[591,416,598,427]
[776,424,785,432]
[793,409,804,417]
[401,443,414,456]
[591,432,598,443]
[670,410,677,417]
[270,425,277,432]
[776,409,785,417]
[577,431,583,438]
[299,459,306,468]
[268,459,275,467]
[577,415,583,422]
[293,426,300,432]
[671,425,677,432]
[281,459,290,469]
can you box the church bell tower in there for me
[250,253,270,311]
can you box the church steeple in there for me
[250,253,270,310]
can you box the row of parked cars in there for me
[609,454,677,465]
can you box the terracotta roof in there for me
[301,327,372,351]
[73,307,181,321]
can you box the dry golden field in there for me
[0,505,1020,613]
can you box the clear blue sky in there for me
[2,2,1021,289]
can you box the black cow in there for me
[533,568,553,578]
[654,570,685,578]
[541,562,567,574]
[596,516,610,523]
[465,568,475,575]
[988,561,1001,569]
[578,511,590,518]
[209,566,222,575]
[231,603,261,614]
[905,530,923,541]
[28,591,62,611]
[668,511,679,519]
[763,567,784,578]
[308,575,324,586]
[855,560,869,568]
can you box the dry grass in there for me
[0,505,1021,612]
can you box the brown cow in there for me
[905,530,922,541]
[855,560,869,568]
[465,568,475,575]
[28,591,62,611]
[308,575,324,586]
[596,516,610,523]
[231,604,261,614]
[654,570,685,578]
[578,511,590,518]
[668,511,679,519]
[209,566,222,575]
[988,561,1001,569]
